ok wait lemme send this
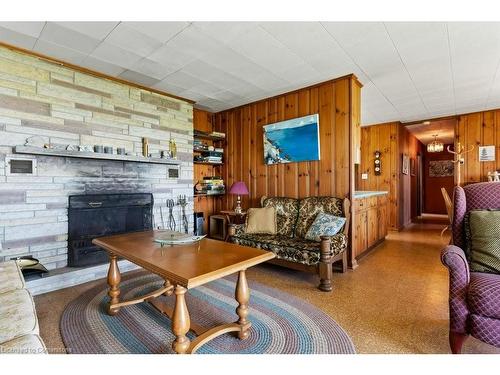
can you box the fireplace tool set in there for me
[158,196,189,233]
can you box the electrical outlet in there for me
[361,173,368,180]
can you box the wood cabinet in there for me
[353,194,389,259]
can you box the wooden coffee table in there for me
[92,230,275,354]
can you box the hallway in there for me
[35,224,500,354]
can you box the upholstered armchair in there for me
[440,182,500,353]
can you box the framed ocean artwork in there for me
[263,114,320,165]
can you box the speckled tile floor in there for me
[34,224,500,354]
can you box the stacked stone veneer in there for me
[0,46,194,270]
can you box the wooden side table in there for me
[220,210,247,241]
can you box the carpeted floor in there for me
[60,273,355,354]
[34,223,500,354]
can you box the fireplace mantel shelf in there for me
[14,146,182,165]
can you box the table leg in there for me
[235,270,250,339]
[107,253,121,316]
[172,285,191,354]
[163,279,173,296]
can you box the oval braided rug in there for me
[60,272,355,354]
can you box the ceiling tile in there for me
[192,22,259,44]
[105,23,163,57]
[227,26,305,74]
[81,56,126,76]
[151,80,186,95]
[165,26,226,61]
[0,22,45,38]
[0,26,37,49]
[129,58,177,80]
[160,70,201,91]
[90,42,143,69]
[54,22,119,40]
[33,39,88,65]
[118,70,161,87]
[40,22,101,54]
[123,22,190,43]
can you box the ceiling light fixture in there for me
[427,134,444,153]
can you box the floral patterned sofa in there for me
[0,260,47,354]
[228,196,350,292]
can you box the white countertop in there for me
[354,191,389,198]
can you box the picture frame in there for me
[263,114,320,165]
[410,158,416,176]
[402,154,409,175]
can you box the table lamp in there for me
[229,181,249,214]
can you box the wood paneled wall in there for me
[399,126,423,227]
[456,109,500,184]
[213,75,360,212]
[356,122,400,230]
[357,122,422,230]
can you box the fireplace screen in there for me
[68,193,153,267]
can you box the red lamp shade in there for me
[229,181,249,195]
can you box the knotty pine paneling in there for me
[357,122,422,230]
[357,122,400,230]
[215,75,358,211]
[455,109,500,184]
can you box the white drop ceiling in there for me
[1,21,500,125]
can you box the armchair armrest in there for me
[441,245,470,334]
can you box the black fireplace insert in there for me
[68,193,153,267]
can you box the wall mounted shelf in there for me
[193,161,223,166]
[193,134,225,142]
[14,146,182,165]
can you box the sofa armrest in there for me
[441,245,470,334]
[228,223,245,238]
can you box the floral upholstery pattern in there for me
[295,197,345,239]
[0,334,47,354]
[0,289,39,343]
[231,232,347,266]
[305,213,346,242]
[261,197,300,237]
[0,261,25,295]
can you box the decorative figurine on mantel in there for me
[24,135,46,148]
[169,137,177,159]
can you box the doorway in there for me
[405,118,456,222]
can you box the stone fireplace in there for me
[68,193,153,267]
[0,45,194,273]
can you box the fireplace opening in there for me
[68,193,153,267]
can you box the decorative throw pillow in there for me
[245,207,277,235]
[304,212,346,242]
[464,210,500,274]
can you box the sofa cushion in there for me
[0,334,47,354]
[0,289,39,343]
[0,261,25,295]
[262,197,299,237]
[231,232,347,266]
[464,210,500,274]
[245,207,277,234]
[467,272,500,320]
[305,212,346,242]
[295,197,345,239]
